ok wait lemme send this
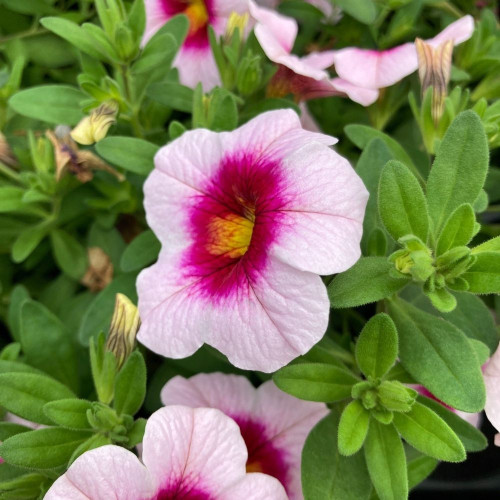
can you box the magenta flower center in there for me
[154,485,212,499]
[184,152,287,301]
[233,416,290,494]
[161,0,214,48]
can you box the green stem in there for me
[434,1,464,18]
[0,162,23,184]
[0,28,48,44]
[118,64,144,139]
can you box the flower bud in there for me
[105,293,140,368]
[81,247,114,292]
[378,380,416,413]
[225,11,249,41]
[236,53,263,96]
[415,38,453,125]
[71,102,118,145]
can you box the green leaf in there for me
[328,257,409,308]
[0,343,21,361]
[127,0,147,42]
[7,285,30,343]
[0,423,30,442]
[147,82,194,112]
[355,313,398,379]
[436,204,476,257]
[41,17,112,62]
[378,160,429,242]
[9,85,86,125]
[0,470,48,499]
[0,428,91,469]
[273,363,359,403]
[407,453,438,490]
[338,400,370,456]
[11,225,49,263]
[302,412,372,500]
[20,300,79,392]
[207,89,238,131]
[50,229,88,280]
[334,0,377,24]
[95,137,158,176]
[127,418,147,448]
[364,421,408,500]
[345,125,416,173]
[393,402,465,462]
[78,273,138,346]
[146,13,189,48]
[43,399,93,430]
[132,33,177,75]
[0,360,43,376]
[471,235,500,254]
[120,230,160,272]
[388,299,485,412]
[426,111,489,234]
[114,351,147,416]
[462,252,500,293]
[0,373,75,425]
[418,396,487,452]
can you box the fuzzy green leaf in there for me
[436,204,476,256]
[462,252,500,294]
[43,399,93,430]
[120,230,161,272]
[114,351,147,416]
[338,400,370,456]
[50,229,88,280]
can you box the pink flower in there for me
[249,1,378,106]
[45,405,287,499]
[143,0,249,90]
[137,109,368,371]
[484,345,500,446]
[331,16,474,90]
[161,373,328,499]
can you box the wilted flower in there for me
[46,127,123,183]
[44,406,287,499]
[143,0,250,90]
[0,132,16,167]
[81,247,114,292]
[137,109,368,371]
[162,373,328,499]
[70,102,118,145]
[415,38,453,125]
[249,1,378,106]
[330,16,474,90]
[105,293,140,368]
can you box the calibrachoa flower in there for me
[143,0,249,90]
[330,15,474,90]
[483,345,500,446]
[137,109,368,371]
[161,373,328,499]
[249,1,379,106]
[45,405,287,499]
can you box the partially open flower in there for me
[70,102,118,146]
[81,247,114,292]
[143,0,250,90]
[162,373,328,499]
[137,109,368,371]
[105,293,141,368]
[45,406,287,499]
[226,11,250,41]
[416,38,453,125]
[250,1,378,106]
[46,127,123,183]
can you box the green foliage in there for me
[338,401,370,456]
[114,351,146,416]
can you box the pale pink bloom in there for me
[137,109,368,371]
[162,373,328,499]
[143,0,249,90]
[298,103,321,133]
[484,345,500,445]
[412,385,480,428]
[249,1,378,106]
[45,405,287,499]
[331,16,474,90]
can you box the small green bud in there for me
[236,53,263,96]
[378,380,416,413]
[115,24,137,61]
[351,381,373,400]
[372,408,394,425]
[361,390,378,410]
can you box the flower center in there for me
[205,202,255,259]
[184,0,209,36]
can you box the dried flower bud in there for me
[415,38,453,125]
[225,11,249,41]
[71,102,118,146]
[0,132,17,167]
[81,247,114,292]
[105,293,140,368]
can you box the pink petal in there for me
[299,103,321,133]
[213,0,251,18]
[428,15,475,47]
[330,78,379,106]
[142,406,248,496]
[174,45,221,91]
[269,142,367,275]
[143,0,169,45]
[220,473,288,499]
[252,381,329,499]
[44,446,153,500]
[332,43,417,90]
[484,346,500,435]
[250,0,298,54]
[161,373,256,416]
[301,51,337,71]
